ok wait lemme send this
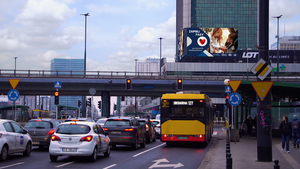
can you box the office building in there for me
[271,36,300,50]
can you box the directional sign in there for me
[251,58,273,81]
[149,158,184,169]
[8,89,20,101]
[228,81,241,93]
[228,92,241,106]
[54,81,62,89]
[251,81,274,101]
[9,79,20,89]
[225,86,231,93]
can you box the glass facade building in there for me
[176,0,257,61]
[50,59,84,111]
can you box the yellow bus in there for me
[30,109,51,119]
[160,92,214,146]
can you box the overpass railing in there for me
[0,69,299,82]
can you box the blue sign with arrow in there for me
[8,89,20,101]
[228,92,241,106]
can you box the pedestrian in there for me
[253,115,257,137]
[289,114,300,148]
[279,115,292,153]
[244,115,253,137]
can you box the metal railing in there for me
[0,69,299,82]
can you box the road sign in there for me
[8,89,20,101]
[9,79,20,89]
[228,92,241,106]
[54,81,62,88]
[251,58,273,81]
[225,86,231,93]
[149,158,184,169]
[228,81,241,92]
[251,81,274,101]
[89,88,96,95]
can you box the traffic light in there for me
[78,100,82,107]
[54,91,59,105]
[126,79,132,90]
[172,82,176,90]
[98,101,101,109]
[114,104,117,110]
[86,98,91,107]
[108,80,112,90]
[225,95,229,108]
[177,79,183,90]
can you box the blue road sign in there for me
[8,89,20,101]
[225,86,231,93]
[229,92,241,106]
[54,81,62,89]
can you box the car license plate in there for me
[111,131,121,134]
[178,137,188,139]
[62,148,77,152]
[32,141,40,145]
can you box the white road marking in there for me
[0,162,24,169]
[212,131,218,136]
[133,143,165,157]
[55,161,74,168]
[103,164,117,169]
[149,158,184,168]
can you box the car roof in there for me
[0,119,13,123]
[107,116,135,120]
[28,119,56,122]
[60,121,96,126]
[137,119,147,121]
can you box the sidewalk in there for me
[199,126,300,169]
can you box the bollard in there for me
[274,160,280,169]
[226,147,230,154]
[226,153,232,169]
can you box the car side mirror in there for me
[22,129,28,134]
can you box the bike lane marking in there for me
[132,143,165,157]
[0,162,24,169]
[55,161,74,168]
[103,164,117,169]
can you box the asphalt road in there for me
[0,128,220,169]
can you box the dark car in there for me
[102,116,146,150]
[137,119,156,143]
[24,119,61,148]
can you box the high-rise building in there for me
[50,59,84,111]
[135,58,166,75]
[271,36,300,50]
[176,0,257,61]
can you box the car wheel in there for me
[23,142,32,156]
[104,145,111,157]
[140,137,146,148]
[49,154,58,162]
[89,147,97,162]
[131,137,138,150]
[0,145,8,161]
[112,144,116,148]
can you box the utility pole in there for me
[158,37,164,76]
[81,13,89,77]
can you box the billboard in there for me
[178,28,238,61]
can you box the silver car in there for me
[49,121,111,162]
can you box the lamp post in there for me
[158,37,164,76]
[81,13,89,77]
[272,15,282,81]
[135,59,138,76]
[13,57,17,70]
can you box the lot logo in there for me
[242,52,259,58]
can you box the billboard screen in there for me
[178,28,238,61]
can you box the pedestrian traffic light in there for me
[86,98,91,107]
[54,91,59,105]
[114,104,117,110]
[78,100,82,107]
[177,79,183,90]
[98,101,101,109]
[126,79,132,90]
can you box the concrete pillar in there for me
[102,91,110,118]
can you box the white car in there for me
[151,119,161,138]
[96,118,108,126]
[0,119,32,161]
[49,121,111,162]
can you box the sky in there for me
[1,0,300,71]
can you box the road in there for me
[0,127,221,169]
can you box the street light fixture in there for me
[272,15,282,81]
[13,57,17,70]
[81,13,90,77]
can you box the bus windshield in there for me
[170,106,204,118]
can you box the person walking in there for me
[289,114,300,148]
[244,115,253,137]
[279,115,292,153]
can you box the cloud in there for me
[270,0,300,19]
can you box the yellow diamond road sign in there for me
[251,58,273,81]
[228,81,241,93]
[251,81,274,101]
[9,79,20,89]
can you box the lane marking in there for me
[103,164,117,169]
[133,143,165,157]
[55,161,74,168]
[0,162,24,169]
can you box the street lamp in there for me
[135,59,138,76]
[272,15,282,81]
[158,37,164,76]
[13,57,17,70]
[81,13,90,77]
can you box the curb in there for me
[198,133,220,169]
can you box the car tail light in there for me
[51,135,61,141]
[113,119,123,121]
[103,128,108,131]
[36,120,42,122]
[46,129,55,135]
[124,128,134,132]
[157,126,161,128]
[70,123,76,125]
[146,124,149,130]
[80,135,93,142]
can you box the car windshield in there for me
[56,124,90,134]
[151,121,159,125]
[138,121,146,125]
[24,121,53,128]
[97,119,107,123]
[104,120,130,126]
